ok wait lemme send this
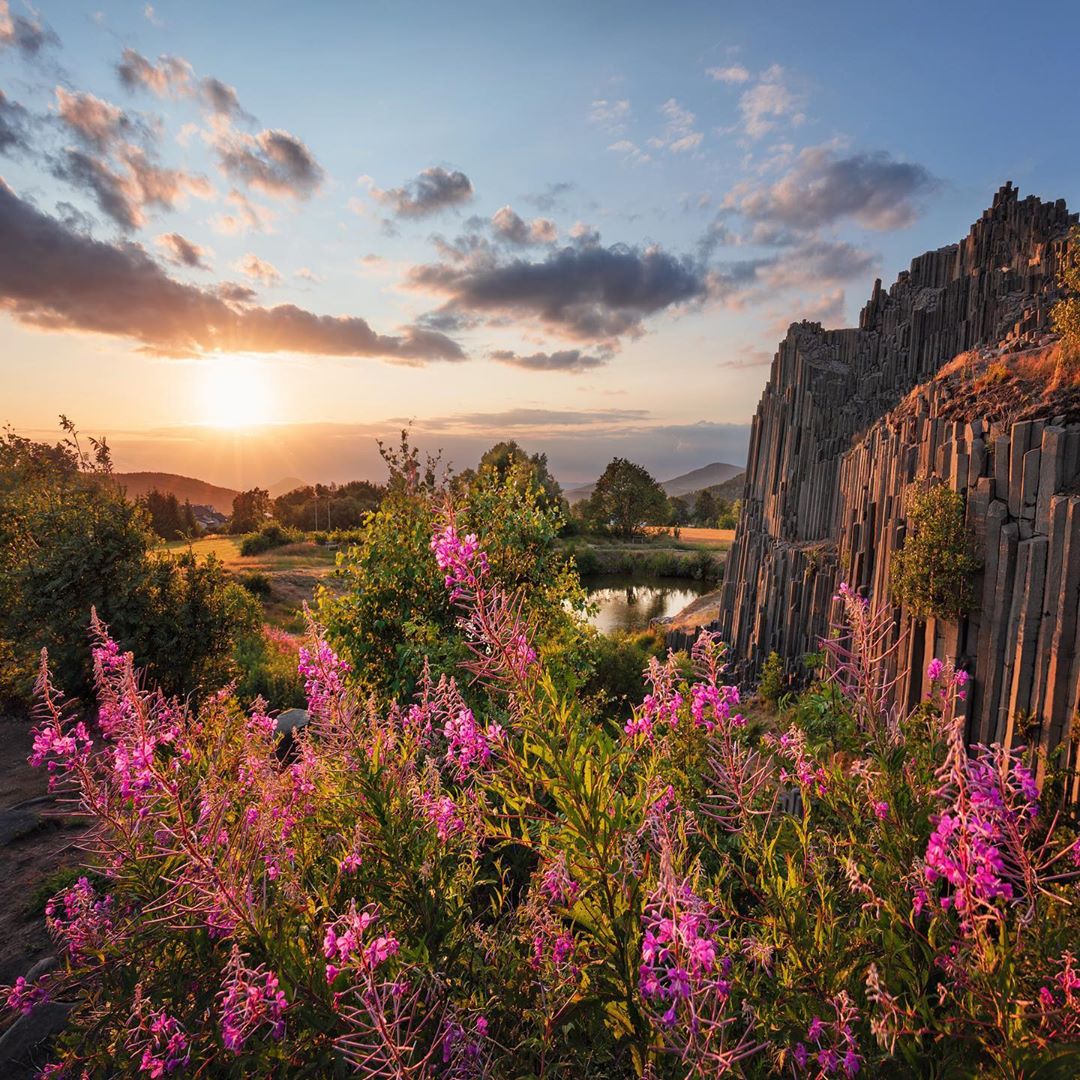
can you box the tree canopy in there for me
[586,457,668,537]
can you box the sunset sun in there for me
[199,355,272,428]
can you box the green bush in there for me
[238,572,273,598]
[757,650,786,706]
[232,626,305,710]
[892,483,980,619]
[1052,225,1080,354]
[240,523,303,556]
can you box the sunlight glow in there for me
[199,355,273,428]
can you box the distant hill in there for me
[114,472,239,515]
[566,462,744,504]
[269,476,307,499]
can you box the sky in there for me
[2,0,1079,488]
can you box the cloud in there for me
[525,181,573,212]
[0,178,464,364]
[54,88,130,151]
[409,240,710,343]
[589,98,631,131]
[426,406,649,431]
[116,48,247,118]
[738,65,805,139]
[368,166,474,219]
[210,123,323,199]
[295,266,322,283]
[718,343,772,370]
[729,145,938,231]
[707,65,750,84]
[491,205,557,246]
[53,144,213,230]
[0,0,58,56]
[234,252,281,285]
[209,189,277,234]
[0,89,30,153]
[156,232,211,269]
[756,238,876,291]
[491,348,611,373]
[648,98,703,154]
[607,139,652,165]
[770,287,845,332]
[116,48,193,98]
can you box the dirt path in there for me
[0,719,88,989]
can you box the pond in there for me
[580,574,712,634]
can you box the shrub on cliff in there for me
[892,483,980,619]
[11,532,1080,1078]
[1052,225,1080,355]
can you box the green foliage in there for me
[458,440,567,515]
[237,571,272,598]
[273,480,383,531]
[582,627,667,720]
[0,422,258,704]
[563,539,723,580]
[229,487,272,534]
[1052,226,1080,354]
[585,457,668,537]
[137,488,198,541]
[693,488,717,527]
[757,649,786,705]
[716,497,741,530]
[319,434,590,703]
[232,626,306,710]
[892,482,980,619]
[239,522,303,556]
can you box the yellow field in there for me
[644,526,736,549]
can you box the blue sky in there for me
[2,0,1078,486]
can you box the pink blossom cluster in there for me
[29,714,92,786]
[297,639,350,718]
[443,707,500,780]
[218,946,288,1052]
[45,877,114,960]
[772,726,828,797]
[639,871,728,1028]
[418,790,467,842]
[926,657,970,700]
[625,654,683,740]
[923,735,1042,925]
[440,1014,490,1077]
[323,903,400,986]
[1038,952,1080,1038]
[690,681,744,733]
[792,992,863,1077]
[431,524,488,600]
[126,998,190,1077]
[539,855,579,907]
[4,974,50,1015]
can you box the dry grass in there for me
[644,526,736,550]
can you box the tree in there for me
[693,489,717,527]
[716,498,741,530]
[229,487,272,534]
[586,458,668,538]
[1052,225,1080,354]
[273,480,383,532]
[891,483,980,619]
[319,434,589,703]
[472,441,565,512]
[0,422,258,704]
[138,488,198,541]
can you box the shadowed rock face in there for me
[717,183,1080,790]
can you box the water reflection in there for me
[581,574,710,634]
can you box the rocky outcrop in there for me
[716,183,1078,786]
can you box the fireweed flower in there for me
[431,524,489,599]
[218,946,289,1052]
[443,707,499,780]
[298,639,350,718]
[625,654,683,740]
[46,877,114,960]
[126,992,190,1078]
[539,854,579,907]
[441,1013,490,1077]
[798,992,863,1077]
[4,975,50,1015]
[323,903,399,986]
[770,725,828,797]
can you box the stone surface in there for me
[710,183,1080,777]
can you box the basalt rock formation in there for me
[716,183,1079,789]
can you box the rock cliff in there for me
[716,183,1079,788]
